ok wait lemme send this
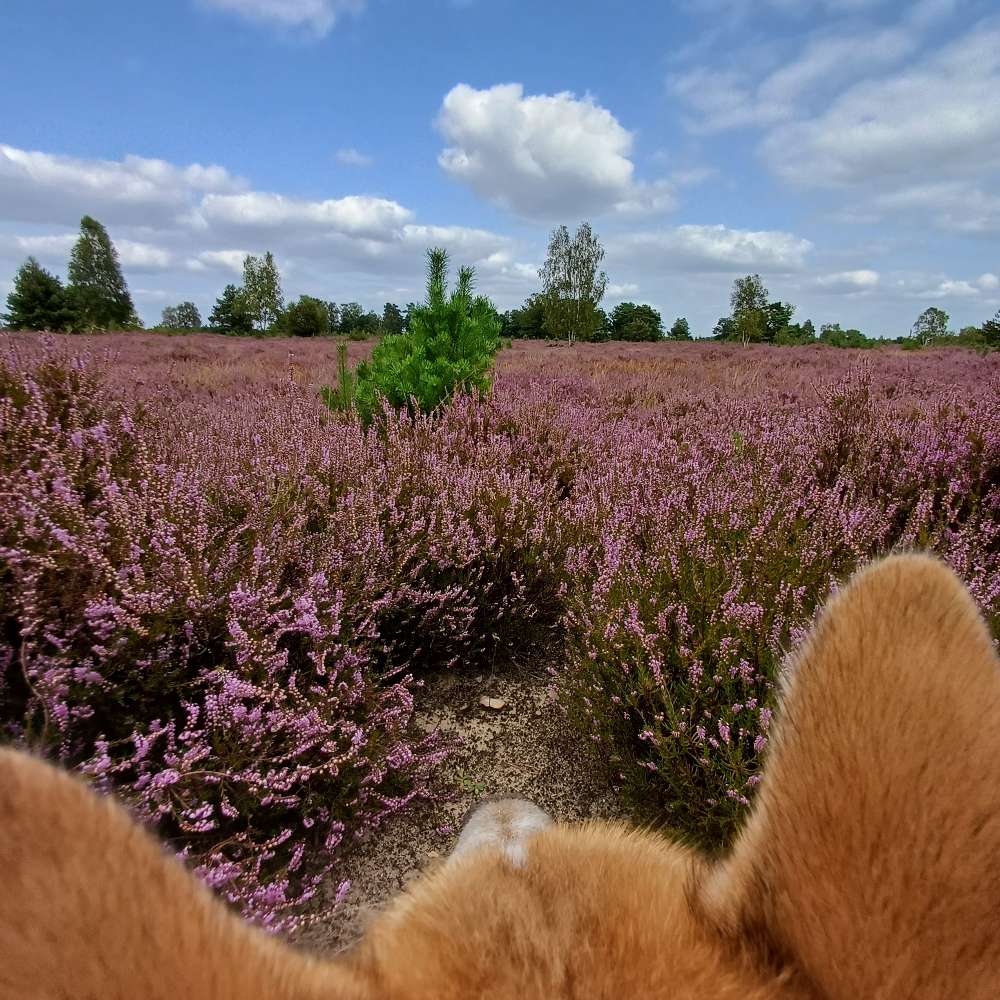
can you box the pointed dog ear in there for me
[700,554,1000,998]
[0,749,371,1000]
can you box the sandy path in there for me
[293,665,628,953]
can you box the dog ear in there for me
[700,554,1000,998]
[0,748,371,1000]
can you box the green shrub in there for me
[281,295,330,338]
[321,249,501,425]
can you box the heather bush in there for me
[559,361,1000,848]
[1,333,997,925]
[0,349,451,929]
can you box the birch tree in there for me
[539,222,608,344]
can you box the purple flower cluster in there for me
[1,333,997,921]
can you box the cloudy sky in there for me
[2,0,998,336]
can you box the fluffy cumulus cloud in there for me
[0,144,244,226]
[0,141,542,322]
[197,0,365,35]
[436,83,674,219]
[116,240,174,271]
[194,191,413,239]
[608,224,813,274]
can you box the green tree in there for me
[818,323,873,349]
[729,274,769,345]
[339,302,365,334]
[209,284,253,335]
[282,295,330,337]
[322,248,501,425]
[506,294,547,339]
[3,257,76,331]
[712,316,736,340]
[593,307,611,342]
[982,309,1000,349]
[764,301,795,343]
[539,222,608,344]
[911,307,950,345]
[668,316,692,340]
[242,252,283,333]
[402,302,418,332]
[610,302,663,342]
[776,318,816,345]
[325,301,340,334]
[66,216,136,330]
[381,302,404,336]
[159,301,202,330]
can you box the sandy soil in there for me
[293,664,629,954]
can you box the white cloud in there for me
[609,224,813,273]
[607,282,640,298]
[13,233,76,258]
[116,240,173,270]
[436,83,673,219]
[813,269,880,293]
[198,0,365,35]
[672,6,997,235]
[761,24,1000,192]
[0,144,245,227]
[7,231,170,271]
[335,147,373,167]
[896,274,986,300]
[190,249,253,274]
[194,191,413,238]
[865,182,1000,236]
[672,26,916,133]
[978,273,1000,291]
[400,224,512,258]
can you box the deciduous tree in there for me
[242,252,283,333]
[539,222,608,344]
[282,295,330,337]
[911,307,950,345]
[730,274,768,345]
[159,301,202,330]
[506,294,547,339]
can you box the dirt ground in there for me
[293,665,629,954]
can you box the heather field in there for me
[2,333,998,932]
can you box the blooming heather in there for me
[1,333,997,923]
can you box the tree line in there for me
[503,225,999,350]
[4,215,998,351]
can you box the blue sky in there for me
[1,0,998,335]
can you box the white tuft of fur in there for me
[450,799,553,868]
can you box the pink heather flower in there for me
[3,335,997,929]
